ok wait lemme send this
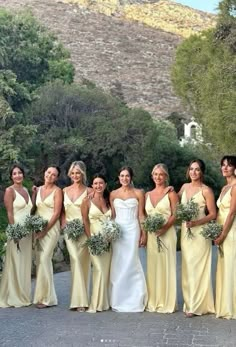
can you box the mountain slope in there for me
[0,0,215,118]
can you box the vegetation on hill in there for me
[63,0,216,37]
[171,0,236,154]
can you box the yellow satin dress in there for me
[88,202,111,313]
[215,187,236,319]
[145,194,177,313]
[64,189,90,309]
[181,190,215,315]
[33,188,60,306]
[0,189,32,307]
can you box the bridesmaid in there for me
[178,159,216,317]
[33,166,63,309]
[0,164,32,307]
[145,163,178,313]
[61,161,92,312]
[215,155,236,319]
[81,174,111,313]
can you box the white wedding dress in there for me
[110,198,147,312]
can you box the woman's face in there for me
[189,162,202,182]
[11,167,24,184]
[221,159,235,178]
[119,170,131,186]
[152,168,166,186]
[70,166,83,184]
[92,177,106,193]
[44,167,59,184]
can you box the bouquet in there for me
[142,213,167,252]
[176,198,199,239]
[84,233,110,256]
[24,215,48,251]
[62,219,85,241]
[5,223,29,251]
[102,219,122,242]
[200,220,223,256]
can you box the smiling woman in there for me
[109,166,147,312]
[0,164,33,308]
[32,166,63,309]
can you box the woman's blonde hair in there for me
[67,161,87,185]
[151,163,169,186]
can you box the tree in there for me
[171,0,236,154]
[0,9,75,182]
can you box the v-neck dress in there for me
[215,187,236,319]
[33,188,60,306]
[181,190,215,315]
[0,188,32,307]
[87,201,111,312]
[64,189,90,309]
[145,194,177,313]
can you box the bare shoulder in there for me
[110,188,120,199]
[134,188,145,198]
[231,184,236,195]
[4,186,15,197]
[202,184,213,195]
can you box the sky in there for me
[175,0,220,13]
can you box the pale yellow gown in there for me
[88,202,111,312]
[181,190,215,315]
[33,188,60,306]
[0,189,32,307]
[145,194,177,313]
[64,189,90,309]
[215,187,236,319]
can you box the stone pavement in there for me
[0,248,235,347]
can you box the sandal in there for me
[36,303,48,309]
[76,307,86,312]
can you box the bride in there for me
[109,166,147,312]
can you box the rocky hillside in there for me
[0,0,216,118]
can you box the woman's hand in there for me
[214,232,227,246]
[34,230,47,240]
[139,231,147,247]
[186,220,198,228]
[156,227,167,237]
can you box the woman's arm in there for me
[109,191,116,220]
[186,187,216,228]
[4,187,15,224]
[35,188,63,239]
[177,183,186,200]
[156,191,179,237]
[81,198,91,238]
[136,189,146,247]
[215,185,236,245]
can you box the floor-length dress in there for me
[0,189,32,307]
[181,190,215,315]
[33,188,60,306]
[110,198,147,312]
[145,194,177,313]
[88,202,111,312]
[64,190,90,309]
[215,187,236,319]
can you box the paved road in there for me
[0,248,235,347]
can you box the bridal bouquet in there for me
[142,213,167,252]
[5,223,29,251]
[176,198,199,239]
[200,220,223,256]
[24,215,48,251]
[102,219,122,242]
[62,219,85,241]
[84,233,110,256]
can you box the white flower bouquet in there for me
[5,223,29,251]
[24,215,48,251]
[62,219,85,241]
[102,219,122,242]
[84,233,110,256]
[143,213,167,252]
[176,198,199,239]
[200,220,223,256]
